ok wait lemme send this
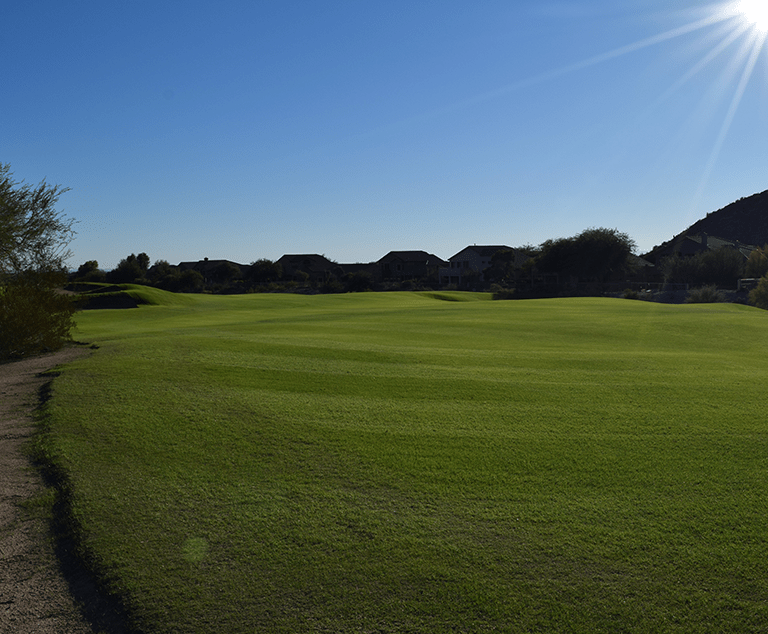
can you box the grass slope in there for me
[42,293,768,633]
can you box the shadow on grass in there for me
[34,373,142,634]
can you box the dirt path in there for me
[0,347,101,634]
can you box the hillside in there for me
[666,189,768,250]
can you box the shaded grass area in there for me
[72,283,197,309]
[40,292,768,632]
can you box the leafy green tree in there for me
[76,260,98,277]
[213,261,241,284]
[702,247,744,287]
[745,246,768,278]
[136,252,150,272]
[74,259,105,282]
[484,249,519,286]
[107,253,150,284]
[146,260,182,290]
[659,255,699,286]
[661,247,744,288]
[750,274,768,309]
[342,271,373,292]
[147,259,174,281]
[537,227,636,283]
[0,163,77,359]
[178,269,205,292]
[247,258,283,285]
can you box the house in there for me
[645,232,757,266]
[177,258,248,284]
[625,253,657,285]
[376,251,447,282]
[439,245,521,286]
[276,254,338,282]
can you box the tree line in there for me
[6,162,768,360]
[73,227,767,299]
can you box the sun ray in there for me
[694,25,768,204]
[651,20,749,109]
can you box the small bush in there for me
[492,288,516,300]
[0,271,78,359]
[686,285,725,304]
[749,275,768,309]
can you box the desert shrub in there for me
[0,163,76,359]
[749,275,768,309]
[686,285,725,303]
[492,288,516,300]
[0,271,78,359]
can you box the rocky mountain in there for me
[678,189,768,247]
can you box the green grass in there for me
[40,292,768,632]
[75,283,196,307]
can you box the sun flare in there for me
[737,0,768,33]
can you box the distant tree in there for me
[661,247,744,288]
[146,260,183,290]
[702,247,744,287]
[750,274,768,309]
[342,271,373,292]
[745,246,768,278]
[459,267,482,290]
[659,255,698,286]
[74,259,105,282]
[484,249,519,286]
[537,227,636,284]
[136,252,150,272]
[0,163,77,359]
[177,269,204,292]
[147,259,173,282]
[293,270,309,286]
[76,260,98,278]
[247,258,282,285]
[107,253,149,284]
[212,261,241,285]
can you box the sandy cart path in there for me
[0,347,111,634]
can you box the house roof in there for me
[276,254,336,269]
[377,251,448,266]
[628,253,654,268]
[339,262,376,274]
[449,245,513,259]
[178,259,247,272]
[645,232,757,263]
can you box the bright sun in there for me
[737,0,768,33]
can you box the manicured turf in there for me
[41,291,768,632]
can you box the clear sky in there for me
[3,0,767,269]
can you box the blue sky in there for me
[3,1,767,269]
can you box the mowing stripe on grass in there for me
[40,292,768,633]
